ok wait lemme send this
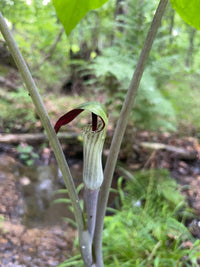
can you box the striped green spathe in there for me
[82,124,106,190]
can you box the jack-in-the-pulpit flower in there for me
[82,123,106,190]
[54,101,108,239]
[54,101,107,189]
[54,101,107,134]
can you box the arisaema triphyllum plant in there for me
[1,0,200,266]
[54,101,108,242]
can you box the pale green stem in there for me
[84,187,99,241]
[0,12,94,266]
[93,0,169,266]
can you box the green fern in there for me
[102,169,199,266]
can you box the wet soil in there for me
[0,154,78,267]
[0,221,76,267]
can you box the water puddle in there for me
[0,154,83,227]
[0,154,80,266]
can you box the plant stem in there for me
[93,0,168,265]
[0,10,88,256]
[84,187,99,240]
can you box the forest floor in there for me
[1,128,200,266]
[1,64,200,266]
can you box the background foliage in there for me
[1,1,200,266]
[1,0,200,133]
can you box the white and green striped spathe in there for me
[82,124,106,190]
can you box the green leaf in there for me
[170,0,200,30]
[52,198,71,204]
[53,0,109,35]
[53,189,68,195]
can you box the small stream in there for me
[0,151,83,227]
[19,164,81,227]
[0,153,82,266]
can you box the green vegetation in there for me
[53,0,110,35]
[1,0,200,266]
[103,169,197,266]
[17,143,39,166]
[1,0,200,133]
[0,87,37,131]
[171,0,200,30]
[59,169,200,267]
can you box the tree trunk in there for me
[185,27,196,68]
[168,7,175,45]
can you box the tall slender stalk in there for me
[93,0,168,266]
[0,12,94,266]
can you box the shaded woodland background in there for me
[1,0,200,266]
[0,0,200,135]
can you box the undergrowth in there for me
[87,46,177,132]
[0,86,37,132]
[102,169,200,267]
[57,169,200,267]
